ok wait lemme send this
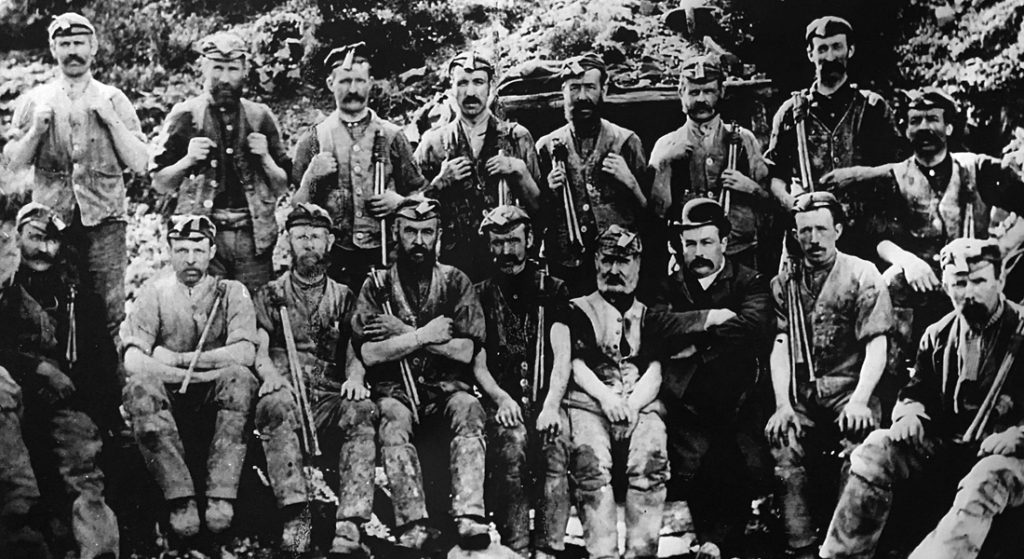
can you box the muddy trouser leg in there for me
[909,455,1024,559]
[378,396,427,528]
[819,429,931,559]
[486,414,529,554]
[255,388,307,508]
[335,397,379,525]
[51,409,119,558]
[122,372,195,501]
[771,426,817,551]
[624,411,670,559]
[0,368,49,557]
[533,408,571,554]
[568,407,617,559]
[206,366,258,500]
[444,391,487,521]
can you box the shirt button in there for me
[582,203,590,211]
[353,145,361,152]
[706,157,714,166]
[203,200,214,208]
[520,378,529,388]
[520,362,528,371]
[354,165,362,174]
[521,396,530,405]
[355,210,362,217]
[211,160,219,168]
[617,317,623,323]
[580,225,588,233]
[211,180,219,187]
[355,232,365,239]
[417,376,425,383]
[226,148,234,155]
[73,184,83,191]
[226,124,234,132]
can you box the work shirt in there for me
[8,75,144,226]
[121,274,257,359]
[417,114,542,281]
[0,284,57,380]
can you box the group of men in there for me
[3,9,1024,559]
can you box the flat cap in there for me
[168,215,217,243]
[197,32,248,61]
[906,87,959,117]
[16,202,66,234]
[448,50,495,76]
[395,195,441,222]
[48,12,95,39]
[939,238,1002,273]
[671,198,732,236]
[805,16,853,43]
[596,224,642,257]
[479,205,531,235]
[286,203,333,230]
[793,191,843,216]
[324,42,369,71]
[679,55,724,83]
[560,53,607,81]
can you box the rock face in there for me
[446,542,523,559]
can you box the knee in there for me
[848,429,896,482]
[446,391,485,436]
[627,439,670,490]
[572,442,612,491]
[255,390,297,431]
[338,399,378,438]
[955,455,1023,515]
[215,366,257,411]
[122,374,168,417]
[491,423,528,462]
[378,398,413,446]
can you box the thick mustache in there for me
[689,256,713,269]
[62,54,87,65]
[689,102,712,113]
[462,96,482,105]
[343,93,366,103]
[820,60,845,73]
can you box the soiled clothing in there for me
[417,115,542,282]
[150,94,290,256]
[0,285,57,378]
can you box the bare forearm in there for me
[876,240,909,266]
[769,334,793,409]
[514,173,541,214]
[152,157,195,194]
[260,155,288,193]
[770,178,794,210]
[851,335,887,404]
[3,130,43,170]
[107,120,149,174]
[627,361,662,410]
[472,349,509,402]
[572,358,616,402]
[424,338,474,364]
[361,331,422,366]
[542,323,572,409]
[344,341,366,383]
[124,348,189,383]
[183,342,255,369]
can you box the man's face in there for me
[794,208,841,266]
[169,238,215,287]
[50,34,97,78]
[807,34,853,85]
[487,225,531,275]
[397,217,439,265]
[906,108,951,157]
[595,251,640,296]
[680,79,722,123]
[562,68,605,123]
[203,57,247,108]
[451,66,491,120]
[0,221,21,287]
[18,223,61,273]
[681,224,727,278]
[288,225,333,277]
[328,62,372,115]
[943,263,1004,324]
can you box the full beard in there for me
[211,82,243,108]
[293,252,327,278]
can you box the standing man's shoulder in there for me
[857,88,890,110]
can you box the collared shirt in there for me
[697,261,726,291]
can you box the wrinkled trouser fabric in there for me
[378,391,487,529]
[255,388,307,508]
[569,407,669,559]
[209,227,274,296]
[122,366,257,502]
[821,430,1024,559]
[485,407,571,555]
[0,367,46,557]
[312,392,379,527]
[69,218,126,343]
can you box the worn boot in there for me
[455,516,491,550]
[168,498,199,538]
[72,496,119,559]
[328,520,371,559]
[205,498,234,534]
[281,503,312,555]
[396,523,440,551]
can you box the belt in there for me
[210,208,253,230]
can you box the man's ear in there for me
[327,231,337,248]
[945,123,954,137]
[526,228,534,250]
[89,36,99,56]
[834,222,844,239]
[208,241,218,260]
[806,45,815,63]
[847,44,856,59]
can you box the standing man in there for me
[471,205,571,559]
[647,198,773,556]
[564,225,669,559]
[121,216,261,539]
[536,54,650,295]
[820,238,1024,559]
[649,55,771,271]
[416,50,542,282]
[351,196,492,551]
[764,192,893,559]
[764,16,902,260]
[150,32,290,293]
[3,12,148,340]
[251,203,377,558]
[292,43,428,290]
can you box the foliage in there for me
[124,204,170,303]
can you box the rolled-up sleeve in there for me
[224,282,259,347]
[121,284,160,354]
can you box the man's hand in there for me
[721,169,760,194]
[186,137,215,166]
[417,316,453,345]
[258,369,289,397]
[152,346,183,367]
[704,308,737,329]
[368,190,405,218]
[612,401,641,441]
[494,392,523,428]
[598,392,631,424]
[838,400,877,436]
[89,96,119,126]
[652,137,694,168]
[340,378,370,401]
[601,153,637,189]
[485,154,524,177]
[765,405,804,447]
[36,360,75,406]
[536,403,562,443]
[364,314,414,342]
[307,153,338,180]
[31,104,54,135]
[247,132,269,157]
[898,252,940,293]
[889,414,925,445]
[819,166,869,190]
[992,212,1024,255]
[547,166,568,191]
[437,156,473,185]
[979,427,1024,457]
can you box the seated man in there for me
[564,225,670,559]
[121,216,281,539]
[820,238,1024,559]
[351,196,491,551]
